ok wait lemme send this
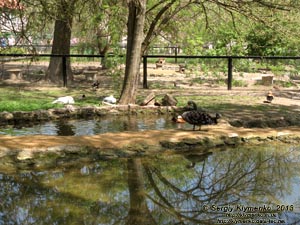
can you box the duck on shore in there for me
[52,96,75,104]
[265,91,274,103]
[182,111,221,130]
[178,101,220,131]
[172,101,205,123]
[102,95,117,105]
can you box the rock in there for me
[141,92,156,106]
[261,75,274,86]
[65,104,76,112]
[161,94,178,106]
[0,111,14,124]
[13,111,35,121]
[0,111,14,120]
[79,107,96,118]
[35,110,51,121]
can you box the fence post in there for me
[62,55,67,87]
[227,57,233,90]
[143,56,148,88]
[174,47,178,63]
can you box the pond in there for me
[0,144,300,224]
[0,115,190,136]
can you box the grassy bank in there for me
[0,87,101,112]
[0,86,255,112]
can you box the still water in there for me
[0,116,189,136]
[0,144,300,224]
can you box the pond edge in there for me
[1,126,300,170]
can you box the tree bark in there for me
[45,2,74,84]
[119,0,146,104]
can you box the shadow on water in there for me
[0,144,300,224]
[0,115,190,136]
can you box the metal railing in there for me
[1,53,300,89]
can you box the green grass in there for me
[0,86,292,119]
[0,87,103,112]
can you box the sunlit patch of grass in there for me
[0,87,102,112]
[0,99,57,112]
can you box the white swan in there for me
[52,96,75,104]
[103,95,116,104]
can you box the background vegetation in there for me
[1,0,300,107]
[2,1,300,57]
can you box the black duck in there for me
[92,80,100,89]
[181,101,220,130]
[184,100,205,112]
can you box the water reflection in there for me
[0,116,188,136]
[56,121,75,136]
[0,144,300,224]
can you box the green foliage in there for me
[206,22,246,56]
[72,0,126,56]
[232,79,247,87]
[0,47,26,54]
[245,24,285,56]
[234,59,256,73]
[2,0,300,59]
[273,80,295,88]
[108,69,123,92]
[183,36,204,55]
[263,63,286,76]
[0,100,55,112]
[0,88,58,112]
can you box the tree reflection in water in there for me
[0,144,300,224]
[126,145,300,224]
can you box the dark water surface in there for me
[0,144,300,224]
[0,115,190,136]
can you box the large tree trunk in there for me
[119,0,146,104]
[45,4,74,84]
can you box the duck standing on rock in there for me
[181,101,220,130]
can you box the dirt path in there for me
[1,121,300,160]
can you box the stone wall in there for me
[0,105,181,126]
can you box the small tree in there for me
[20,0,103,84]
